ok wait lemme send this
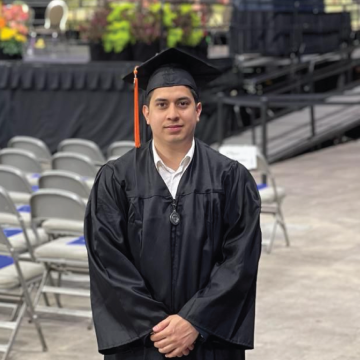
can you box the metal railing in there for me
[216,81,360,161]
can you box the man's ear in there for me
[196,102,202,122]
[142,105,150,125]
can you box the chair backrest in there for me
[0,186,34,259]
[0,224,16,258]
[0,149,43,174]
[0,224,37,289]
[107,141,135,158]
[44,0,68,31]
[52,152,98,178]
[0,165,33,194]
[8,136,52,163]
[30,189,87,224]
[39,170,91,199]
[0,186,19,217]
[58,139,105,164]
[218,144,276,187]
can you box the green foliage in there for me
[167,28,183,48]
[103,21,132,53]
[103,2,136,53]
[162,4,176,28]
[0,39,23,56]
[169,3,204,47]
[183,29,204,47]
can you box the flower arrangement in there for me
[79,0,207,61]
[0,4,28,56]
[103,2,136,53]
[79,7,110,43]
[167,4,205,48]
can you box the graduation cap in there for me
[123,47,221,148]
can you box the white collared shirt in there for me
[152,139,195,199]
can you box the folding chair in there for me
[107,140,135,159]
[58,139,105,166]
[255,150,290,253]
[51,152,97,189]
[219,145,290,253]
[30,189,91,320]
[0,149,42,187]
[0,187,49,261]
[0,225,47,360]
[0,165,33,208]
[8,136,52,170]
[39,170,91,202]
[30,189,85,237]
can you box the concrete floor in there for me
[7,140,360,360]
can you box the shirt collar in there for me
[152,139,195,172]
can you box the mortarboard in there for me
[123,47,221,148]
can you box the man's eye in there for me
[179,101,189,107]
[156,102,166,108]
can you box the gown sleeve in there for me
[84,164,169,355]
[178,162,262,349]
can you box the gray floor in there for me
[7,140,360,360]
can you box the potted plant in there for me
[0,4,28,60]
[167,4,208,59]
[102,2,135,61]
[130,2,164,61]
[79,6,110,61]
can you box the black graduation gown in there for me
[84,139,262,360]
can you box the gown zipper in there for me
[170,197,179,313]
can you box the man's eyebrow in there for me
[154,98,168,102]
[154,96,191,102]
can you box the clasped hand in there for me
[150,315,199,358]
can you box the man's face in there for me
[142,86,202,146]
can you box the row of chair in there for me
[7,136,134,165]
[3,136,290,254]
[0,184,89,360]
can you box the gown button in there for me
[170,210,180,225]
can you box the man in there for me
[85,48,262,360]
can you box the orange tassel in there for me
[133,66,141,148]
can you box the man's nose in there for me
[166,103,179,120]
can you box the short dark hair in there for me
[145,87,199,107]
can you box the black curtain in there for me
[0,60,237,153]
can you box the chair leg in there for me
[87,318,94,331]
[24,285,48,352]
[266,214,278,254]
[2,302,27,360]
[48,270,62,308]
[277,205,290,247]
[10,301,22,322]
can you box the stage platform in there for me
[6,139,360,360]
[222,86,360,163]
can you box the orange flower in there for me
[0,17,6,29]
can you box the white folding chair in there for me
[0,149,42,187]
[51,152,97,188]
[219,144,290,253]
[0,165,33,207]
[58,139,105,166]
[255,150,290,253]
[8,136,52,170]
[39,170,91,202]
[30,189,91,320]
[0,225,47,360]
[30,189,85,237]
[0,187,48,261]
[107,140,135,159]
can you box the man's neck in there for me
[153,139,193,171]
